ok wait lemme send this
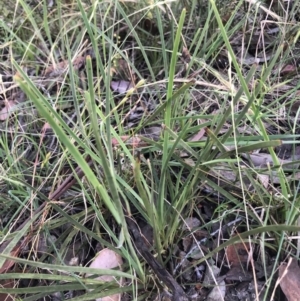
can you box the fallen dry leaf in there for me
[182,46,191,63]
[110,80,133,94]
[280,64,297,76]
[257,173,269,189]
[226,238,251,268]
[206,280,226,301]
[243,153,300,170]
[188,128,206,142]
[225,265,253,282]
[41,122,52,132]
[0,100,17,121]
[279,258,300,301]
[43,56,86,77]
[0,244,21,274]
[182,217,201,231]
[111,135,149,148]
[88,248,123,301]
[203,264,220,286]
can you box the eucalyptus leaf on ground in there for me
[88,249,123,301]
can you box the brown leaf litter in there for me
[278,258,300,301]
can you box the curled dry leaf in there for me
[182,47,191,63]
[279,258,300,301]
[88,248,123,301]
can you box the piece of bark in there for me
[126,217,189,301]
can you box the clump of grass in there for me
[1,0,300,300]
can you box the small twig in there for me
[126,217,190,301]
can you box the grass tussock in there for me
[1,0,300,300]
